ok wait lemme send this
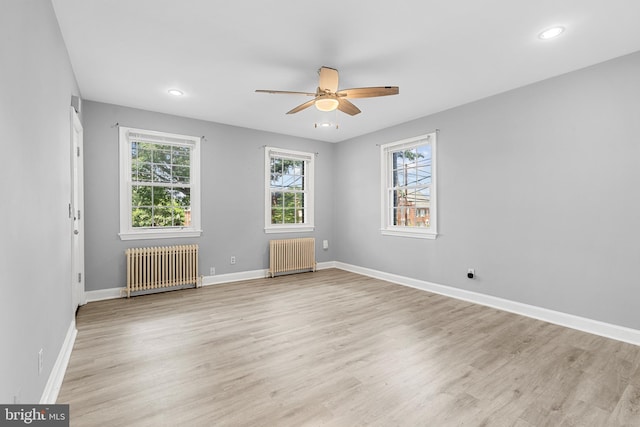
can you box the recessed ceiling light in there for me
[168,89,184,96]
[539,26,565,40]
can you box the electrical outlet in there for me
[209,267,215,276]
[467,268,475,279]
[230,256,236,265]
[38,349,43,375]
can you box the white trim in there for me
[381,228,437,239]
[202,263,333,285]
[316,261,336,270]
[203,269,269,286]
[380,132,438,238]
[264,146,315,233]
[40,320,77,404]
[85,263,336,301]
[85,287,123,302]
[264,225,315,234]
[70,107,86,309]
[83,261,640,345]
[334,262,640,347]
[119,229,203,240]
[118,126,202,240]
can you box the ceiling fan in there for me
[255,66,399,116]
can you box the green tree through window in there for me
[264,147,314,233]
[130,142,192,228]
[270,157,305,224]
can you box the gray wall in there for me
[0,0,81,403]
[82,101,335,291]
[3,0,638,407]
[334,51,640,330]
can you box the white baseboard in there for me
[202,269,268,286]
[335,262,640,347]
[201,262,336,286]
[85,287,123,302]
[40,320,77,404]
[83,261,640,346]
[317,261,336,270]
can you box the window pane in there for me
[284,192,295,207]
[416,187,430,207]
[172,147,190,165]
[394,188,431,228]
[271,173,283,188]
[417,144,431,167]
[271,207,283,224]
[132,207,153,227]
[266,149,313,230]
[392,207,399,226]
[154,206,173,227]
[393,151,405,167]
[283,208,296,223]
[153,146,171,166]
[182,208,192,226]
[271,192,283,207]
[394,168,405,187]
[417,164,431,185]
[382,135,436,234]
[122,128,201,237]
[271,158,282,175]
[406,166,417,186]
[134,143,153,162]
[132,185,152,206]
[172,187,191,207]
[387,142,433,228]
[172,165,190,184]
[132,162,152,182]
[152,186,172,206]
[284,174,303,189]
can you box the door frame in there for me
[70,106,86,311]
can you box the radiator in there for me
[125,244,200,297]
[268,238,316,277]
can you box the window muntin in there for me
[381,133,437,239]
[119,127,201,240]
[265,147,314,233]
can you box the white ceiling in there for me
[52,0,640,143]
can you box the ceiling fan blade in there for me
[337,98,361,116]
[256,89,316,96]
[337,86,399,99]
[286,98,317,114]
[318,66,339,93]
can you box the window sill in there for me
[265,225,315,234]
[119,229,203,241]
[381,228,438,239]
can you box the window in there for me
[265,147,314,233]
[119,127,201,240]
[381,132,437,239]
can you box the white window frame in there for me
[264,146,315,233]
[119,126,202,240]
[380,132,437,239]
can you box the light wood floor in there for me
[58,269,640,426]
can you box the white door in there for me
[70,106,86,312]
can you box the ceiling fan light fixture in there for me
[315,97,339,112]
[315,122,335,129]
